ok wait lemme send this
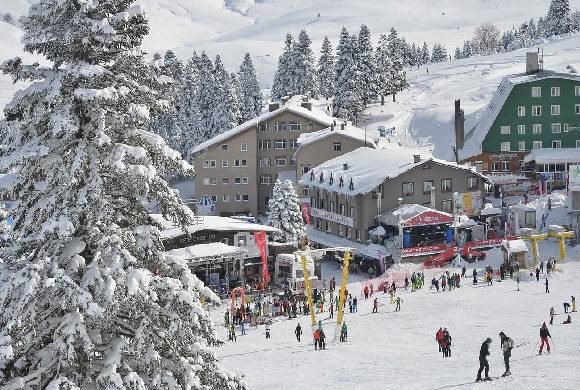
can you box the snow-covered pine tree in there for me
[197,51,217,134]
[386,27,408,102]
[462,40,473,58]
[0,203,10,249]
[271,33,294,100]
[210,55,241,135]
[409,43,418,67]
[317,36,335,100]
[420,42,430,65]
[180,52,203,159]
[356,24,377,107]
[333,27,363,123]
[572,11,580,31]
[267,179,305,243]
[289,30,317,98]
[472,23,500,55]
[537,17,547,38]
[545,0,572,36]
[0,1,247,388]
[237,53,262,123]
[430,43,448,62]
[454,47,462,60]
[375,33,393,106]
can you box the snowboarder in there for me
[539,322,551,354]
[499,331,513,377]
[295,323,302,342]
[436,328,444,352]
[395,296,403,312]
[476,338,492,382]
[545,277,550,293]
[372,297,378,313]
[340,322,348,342]
[550,307,555,325]
[265,323,271,339]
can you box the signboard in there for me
[403,210,453,227]
[300,203,311,225]
[537,172,568,183]
[456,191,483,216]
[401,244,447,256]
[570,165,580,185]
[310,207,354,227]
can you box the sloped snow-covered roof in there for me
[166,242,244,261]
[296,124,378,150]
[191,96,336,155]
[502,239,529,253]
[524,148,580,164]
[460,70,580,160]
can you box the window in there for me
[203,178,209,185]
[346,227,352,239]
[234,194,241,202]
[222,194,230,202]
[551,123,561,133]
[329,201,335,213]
[551,105,560,116]
[551,86,560,97]
[491,161,500,171]
[302,187,309,196]
[301,164,311,174]
[441,200,452,213]
[576,86,580,96]
[326,221,331,233]
[350,206,355,218]
[203,160,209,168]
[531,86,541,97]
[402,182,414,196]
[339,203,345,215]
[500,142,511,152]
[532,106,542,116]
[500,125,510,134]
[260,174,272,185]
[501,161,510,171]
[467,177,478,190]
[221,144,228,151]
[234,159,247,167]
[274,121,286,131]
[564,124,569,132]
[222,160,229,167]
[289,121,301,131]
[242,194,249,202]
[333,141,342,151]
[222,177,229,185]
[533,124,542,134]
[274,139,286,149]
[289,156,296,167]
[290,139,299,149]
[210,195,217,203]
[355,229,361,241]
[209,177,217,186]
[423,180,434,194]
[203,160,217,168]
[533,140,543,149]
[258,139,271,149]
[258,122,268,132]
[517,106,525,117]
[275,156,286,166]
[518,140,526,151]
[241,177,248,184]
[240,143,248,152]
[576,104,580,115]
[552,140,561,148]
[577,140,580,148]
[517,125,525,134]
[441,179,452,192]
[338,224,344,237]
[259,157,270,167]
[234,177,242,184]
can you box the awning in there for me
[379,204,452,227]
[369,226,386,236]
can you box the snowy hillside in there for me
[1,0,580,116]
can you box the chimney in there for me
[413,155,421,163]
[268,102,280,112]
[343,163,348,171]
[340,121,346,130]
[301,101,312,111]
[454,99,465,162]
[526,51,540,74]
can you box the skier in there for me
[295,323,302,342]
[472,268,478,285]
[436,327,444,352]
[265,323,271,339]
[372,297,378,313]
[549,307,555,325]
[340,322,348,342]
[545,277,550,293]
[539,322,551,354]
[476,338,492,382]
[499,331,513,377]
[395,296,403,312]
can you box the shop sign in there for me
[310,207,354,227]
[467,238,505,248]
[404,211,453,227]
[489,153,520,160]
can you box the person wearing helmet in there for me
[499,331,514,377]
[476,338,493,382]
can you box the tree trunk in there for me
[381,95,385,105]
[392,93,396,102]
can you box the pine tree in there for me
[454,47,463,60]
[290,30,317,97]
[237,53,263,123]
[572,11,580,31]
[0,1,246,388]
[180,52,203,159]
[0,203,10,249]
[197,52,217,134]
[545,0,572,36]
[431,43,448,62]
[409,43,418,67]
[356,24,377,106]
[462,40,473,58]
[386,27,408,102]
[420,42,430,65]
[267,179,305,243]
[210,55,241,135]
[375,34,393,106]
[317,36,335,100]
[271,33,294,100]
[333,27,363,122]
[472,23,500,55]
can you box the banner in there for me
[300,203,311,225]
[253,231,269,283]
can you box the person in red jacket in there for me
[436,328,444,352]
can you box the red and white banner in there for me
[253,231,269,283]
[403,210,453,227]
[401,244,447,257]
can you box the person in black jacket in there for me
[539,322,551,354]
[295,323,302,342]
[499,331,514,377]
[476,338,493,382]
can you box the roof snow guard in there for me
[459,70,580,160]
[300,146,488,196]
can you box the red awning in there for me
[403,210,453,227]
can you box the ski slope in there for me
[212,245,580,389]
